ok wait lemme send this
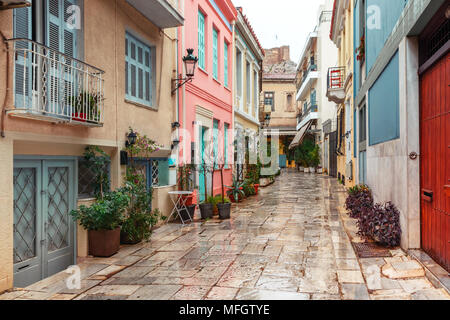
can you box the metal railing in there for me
[8,39,105,126]
[297,102,318,124]
[296,62,318,90]
[327,67,345,90]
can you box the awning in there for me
[126,0,184,29]
[289,121,312,150]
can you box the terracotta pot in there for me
[199,203,213,219]
[217,203,231,220]
[88,227,120,257]
[72,113,87,122]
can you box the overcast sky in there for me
[233,0,326,63]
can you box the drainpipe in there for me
[231,20,236,167]
[0,30,10,138]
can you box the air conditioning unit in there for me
[0,0,31,10]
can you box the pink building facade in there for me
[177,0,237,201]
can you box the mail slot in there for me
[445,185,450,197]
[421,189,433,202]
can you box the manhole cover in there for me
[352,242,393,258]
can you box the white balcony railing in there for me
[7,39,105,126]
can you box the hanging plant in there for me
[355,35,365,62]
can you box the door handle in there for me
[421,189,433,202]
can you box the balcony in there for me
[126,0,184,29]
[296,102,318,131]
[7,39,105,127]
[296,64,319,102]
[326,67,346,104]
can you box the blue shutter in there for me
[157,159,169,186]
[224,42,228,87]
[125,33,153,106]
[47,0,77,57]
[213,120,219,169]
[213,29,218,79]
[13,2,32,109]
[198,11,205,70]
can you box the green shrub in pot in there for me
[70,191,130,257]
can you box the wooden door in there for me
[420,52,449,272]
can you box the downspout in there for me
[231,20,236,167]
[0,31,10,138]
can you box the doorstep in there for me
[409,249,450,295]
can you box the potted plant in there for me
[199,163,214,219]
[309,145,320,173]
[216,164,232,219]
[119,177,163,244]
[226,176,245,203]
[70,190,130,257]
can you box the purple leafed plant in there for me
[357,202,401,247]
[345,185,373,219]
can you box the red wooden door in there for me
[420,52,450,272]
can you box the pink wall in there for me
[178,0,237,197]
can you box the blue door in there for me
[279,154,287,168]
[13,158,76,288]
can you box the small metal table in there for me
[167,191,194,225]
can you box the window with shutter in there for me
[13,3,32,109]
[224,42,229,87]
[198,11,206,70]
[213,28,218,80]
[46,0,78,58]
[213,119,219,169]
[246,61,251,105]
[125,32,154,107]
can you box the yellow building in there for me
[0,0,181,291]
[328,0,356,187]
[233,7,264,176]
[261,46,298,169]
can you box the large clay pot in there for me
[217,203,231,220]
[89,227,120,257]
[199,203,213,219]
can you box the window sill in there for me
[213,77,221,86]
[125,99,158,111]
[224,86,231,92]
[198,67,208,76]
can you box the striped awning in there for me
[289,121,312,150]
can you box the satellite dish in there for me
[0,0,31,10]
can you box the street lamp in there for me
[125,130,137,148]
[172,49,198,94]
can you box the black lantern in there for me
[172,49,199,94]
[183,49,198,78]
[126,130,137,148]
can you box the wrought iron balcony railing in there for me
[327,67,345,90]
[297,102,318,124]
[326,67,346,104]
[7,39,105,126]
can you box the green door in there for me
[199,126,207,202]
[13,159,76,288]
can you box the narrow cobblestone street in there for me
[1,171,448,301]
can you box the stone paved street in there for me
[1,171,449,300]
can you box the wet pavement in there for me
[1,170,449,300]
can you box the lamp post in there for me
[172,49,199,94]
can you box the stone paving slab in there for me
[1,170,449,300]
